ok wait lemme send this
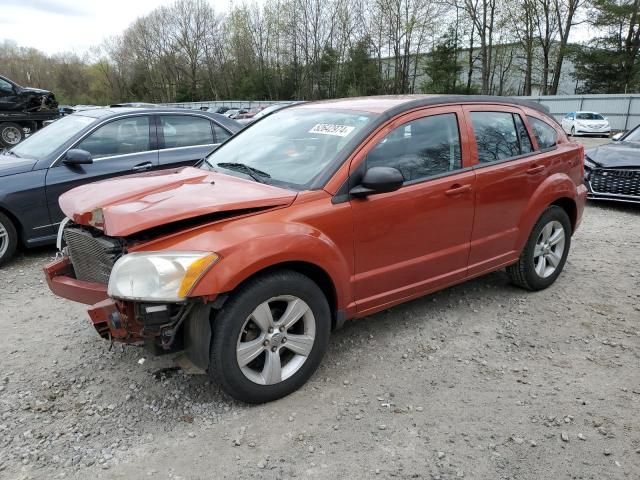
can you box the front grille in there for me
[63,227,123,284]
[590,169,640,197]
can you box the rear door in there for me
[157,114,229,169]
[44,114,159,226]
[463,105,550,275]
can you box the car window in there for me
[576,112,604,120]
[513,114,534,154]
[470,111,523,163]
[0,78,13,93]
[527,116,557,150]
[161,115,214,148]
[77,116,150,159]
[367,113,462,182]
[213,124,231,143]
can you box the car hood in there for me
[59,167,297,237]
[0,154,37,177]
[20,87,52,95]
[586,142,640,168]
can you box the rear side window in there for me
[161,115,214,148]
[527,116,557,150]
[366,113,462,182]
[213,124,231,143]
[470,111,530,163]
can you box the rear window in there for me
[576,112,604,120]
[527,116,557,150]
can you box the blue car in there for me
[0,107,241,265]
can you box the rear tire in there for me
[0,122,25,148]
[209,270,331,403]
[507,206,571,291]
[0,211,18,267]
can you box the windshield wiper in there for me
[4,149,20,158]
[215,162,271,184]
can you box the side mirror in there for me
[63,149,93,165]
[612,132,624,141]
[350,166,404,197]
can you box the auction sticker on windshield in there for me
[309,124,355,137]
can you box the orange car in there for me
[45,96,587,403]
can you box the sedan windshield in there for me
[576,113,604,120]
[205,108,374,188]
[11,115,97,160]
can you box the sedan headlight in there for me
[108,252,219,302]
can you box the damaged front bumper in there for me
[44,257,187,350]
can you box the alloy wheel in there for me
[236,295,316,385]
[533,220,565,278]
[0,221,8,258]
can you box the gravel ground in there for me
[1,138,639,480]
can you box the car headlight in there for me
[108,252,219,302]
[584,156,597,169]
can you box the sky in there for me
[0,0,234,55]
[2,0,593,56]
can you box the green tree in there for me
[421,33,463,93]
[573,0,640,93]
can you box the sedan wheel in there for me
[0,212,18,266]
[209,270,330,403]
[237,295,316,385]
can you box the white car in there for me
[561,111,611,137]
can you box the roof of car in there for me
[296,95,550,116]
[72,107,242,132]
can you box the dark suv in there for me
[0,75,58,113]
[0,107,240,265]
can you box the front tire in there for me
[0,211,18,267]
[507,206,571,291]
[209,270,331,403]
[570,126,575,137]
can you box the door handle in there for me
[445,184,472,196]
[527,165,545,174]
[131,162,153,172]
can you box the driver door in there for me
[44,115,159,227]
[350,106,476,314]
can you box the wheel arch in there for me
[0,203,24,245]
[183,260,342,373]
[516,173,580,251]
[550,197,577,233]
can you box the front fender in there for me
[516,173,580,250]
[187,227,353,311]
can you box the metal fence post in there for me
[624,96,632,131]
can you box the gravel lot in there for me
[1,138,639,480]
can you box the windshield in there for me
[11,115,97,160]
[622,126,640,142]
[205,108,374,188]
[576,113,604,120]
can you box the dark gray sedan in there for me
[0,107,241,265]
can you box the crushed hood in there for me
[586,142,640,168]
[59,167,297,237]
